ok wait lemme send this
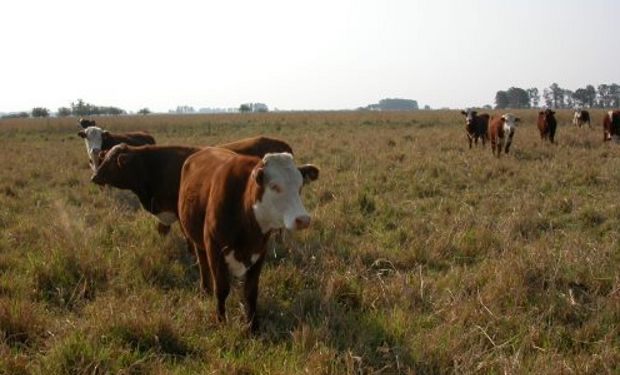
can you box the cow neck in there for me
[242,173,268,237]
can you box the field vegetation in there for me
[0,110,618,374]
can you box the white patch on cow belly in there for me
[225,251,247,278]
[156,211,177,226]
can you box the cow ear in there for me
[78,130,86,138]
[515,117,521,122]
[299,164,319,184]
[117,153,133,168]
[253,167,265,185]
[461,110,467,115]
[102,130,110,139]
[539,111,544,115]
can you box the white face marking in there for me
[502,114,518,132]
[225,251,247,278]
[252,153,310,233]
[609,111,614,121]
[82,126,105,170]
[156,211,177,226]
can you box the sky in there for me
[0,0,618,113]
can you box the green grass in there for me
[0,110,618,374]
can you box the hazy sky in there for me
[1,0,618,113]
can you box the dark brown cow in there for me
[603,110,620,142]
[572,109,591,128]
[78,126,156,170]
[460,110,489,148]
[178,148,319,331]
[488,113,520,157]
[537,109,557,143]
[91,136,294,235]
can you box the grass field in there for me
[0,110,618,374]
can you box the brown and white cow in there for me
[460,109,489,148]
[91,136,294,235]
[603,110,620,142]
[537,109,557,143]
[488,113,520,157]
[572,109,591,128]
[178,148,319,331]
[78,127,156,170]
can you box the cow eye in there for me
[269,183,282,193]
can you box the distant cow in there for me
[537,109,557,143]
[460,110,489,148]
[572,109,591,128]
[91,136,294,235]
[488,113,520,157]
[78,126,155,170]
[603,110,620,142]
[178,148,319,331]
[78,118,97,129]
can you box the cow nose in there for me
[294,215,311,230]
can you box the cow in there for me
[90,136,294,236]
[78,118,97,129]
[488,113,520,157]
[77,126,155,170]
[460,110,489,148]
[537,109,557,143]
[178,148,319,331]
[572,109,591,128]
[603,110,620,142]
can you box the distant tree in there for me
[506,87,530,108]
[138,108,151,115]
[57,107,72,117]
[424,105,432,110]
[564,89,574,108]
[495,90,509,109]
[549,83,564,108]
[572,88,590,108]
[543,88,553,108]
[239,104,252,113]
[31,107,50,117]
[597,84,611,107]
[1,112,29,119]
[376,98,418,110]
[483,104,492,110]
[527,88,540,108]
[584,85,596,107]
[610,83,620,107]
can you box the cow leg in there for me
[505,134,514,154]
[206,242,230,323]
[244,256,265,332]
[194,243,212,294]
[468,134,473,149]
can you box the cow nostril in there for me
[295,216,311,229]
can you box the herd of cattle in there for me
[76,109,620,330]
[460,109,620,156]
[77,118,318,331]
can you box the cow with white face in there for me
[488,113,520,157]
[178,147,319,331]
[572,109,591,128]
[603,110,620,142]
[77,126,155,171]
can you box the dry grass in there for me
[0,110,618,374]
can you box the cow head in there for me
[78,126,110,170]
[90,143,135,187]
[78,118,96,129]
[251,153,319,233]
[502,113,520,128]
[461,110,477,126]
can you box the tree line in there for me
[1,99,128,119]
[494,83,620,109]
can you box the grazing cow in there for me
[460,110,489,148]
[537,109,557,143]
[488,113,520,157]
[78,118,97,129]
[572,109,591,128]
[603,110,620,142]
[178,148,319,331]
[91,136,294,235]
[77,126,155,170]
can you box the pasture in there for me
[0,110,618,374]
